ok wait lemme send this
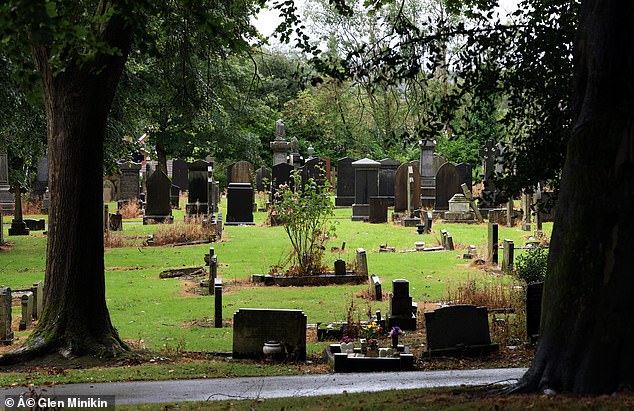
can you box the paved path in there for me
[0,368,526,405]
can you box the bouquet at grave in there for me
[361,322,383,341]
[269,170,335,276]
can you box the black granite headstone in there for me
[144,170,173,224]
[171,159,189,191]
[226,183,254,225]
[425,305,492,350]
[526,282,544,343]
[335,157,356,207]
[255,166,272,192]
[186,160,212,216]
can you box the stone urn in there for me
[416,224,425,234]
[263,341,283,357]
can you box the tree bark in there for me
[515,1,634,393]
[0,3,133,363]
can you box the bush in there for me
[269,171,334,275]
[514,246,549,284]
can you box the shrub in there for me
[270,171,335,275]
[514,246,549,284]
[120,199,142,218]
[152,219,216,246]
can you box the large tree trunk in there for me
[0,5,133,363]
[515,1,634,393]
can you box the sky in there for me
[252,0,521,39]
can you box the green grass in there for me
[1,201,553,354]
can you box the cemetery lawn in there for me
[0,200,550,385]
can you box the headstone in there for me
[521,192,532,230]
[425,305,494,350]
[32,155,48,197]
[487,222,499,265]
[300,157,327,189]
[444,194,474,222]
[461,183,484,223]
[214,278,223,328]
[270,119,290,166]
[23,218,45,231]
[170,184,180,208]
[394,161,421,214]
[227,161,254,185]
[479,144,499,209]
[109,213,123,231]
[369,275,382,301]
[335,157,356,207]
[351,158,380,221]
[289,137,303,169]
[186,160,212,216]
[19,292,33,331]
[118,162,142,204]
[0,211,3,246]
[31,281,43,320]
[225,183,255,225]
[0,152,15,214]
[387,279,417,330]
[355,248,368,276]
[526,282,544,343]
[419,140,436,208]
[103,179,116,203]
[435,162,462,211]
[271,163,294,198]
[171,159,189,191]
[378,158,400,207]
[232,308,307,360]
[334,259,346,275]
[0,287,13,345]
[8,189,29,236]
[143,170,174,224]
[456,163,473,192]
[255,166,272,192]
[368,197,389,223]
[502,239,514,272]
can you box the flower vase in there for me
[391,334,399,348]
[360,338,368,355]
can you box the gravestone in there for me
[255,166,272,192]
[378,158,400,207]
[31,281,43,320]
[109,213,123,231]
[225,183,255,225]
[171,159,189,191]
[214,278,223,328]
[502,239,514,272]
[0,287,13,345]
[227,160,254,185]
[8,189,29,236]
[526,282,544,343]
[419,140,436,208]
[170,184,180,208]
[103,179,116,203]
[487,223,499,265]
[444,194,474,222]
[24,218,45,231]
[356,248,368,276]
[271,163,294,198]
[0,211,3,246]
[270,119,290,165]
[425,305,496,353]
[32,155,48,197]
[456,163,473,192]
[0,152,15,214]
[394,161,421,213]
[479,144,500,209]
[432,152,448,174]
[351,158,380,221]
[368,197,389,223]
[186,160,212,216]
[435,162,462,211]
[118,162,142,204]
[143,170,174,224]
[300,157,327,190]
[369,275,382,301]
[334,259,346,275]
[233,308,307,360]
[19,292,33,331]
[335,157,356,207]
[387,279,417,330]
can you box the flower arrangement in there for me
[341,335,354,344]
[367,338,379,350]
[361,321,383,340]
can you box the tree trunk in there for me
[515,1,634,393]
[0,7,133,363]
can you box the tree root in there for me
[0,336,51,365]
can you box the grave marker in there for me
[0,287,13,345]
[526,282,544,344]
[356,248,368,276]
[387,279,417,330]
[424,305,497,353]
[335,157,356,206]
[19,292,33,331]
[502,239,514,272]
[118,161,142,204]
[419,139,436,208]
[171,159,189,191]
[0,152,14,214]
[225,183,255,225]
[487,222,499,264]
[435,162,462,210]
[186,160,212,216]
[351,158,380,221]
[31,281,43,320]
[143,170,174,224]
[214,278,223,328]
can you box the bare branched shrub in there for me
[120,199,142,218]
[151,219,216,246]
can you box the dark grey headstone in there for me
[435,162,462,210]
[487,222,499,264]
[171,159,189,191]
[335,157,356,206]
[144,170,173,222]
[368,196,388,224]
[456,163,473,191]
[0,287,13,345]
[33,155,48,196]
[300,157,327,190]
[272,163,294,196]
[255,166,272,192]
[186,160,212,216]
[334,259,346,275]
[109,213,123,231]
[118,162,142,202]
[378,158,400,205]
[502,239,514,272]
[351,158,380,221]
[170,184,180,208]
[0,152,13,215]
[225,183,254,225]
[387,279,416,330]
[31,281,43,321]
[233,308,307,360]
[425,305,491,350]
[394,161,421,213]
[19,292,33,330]
[526,282,544,343]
